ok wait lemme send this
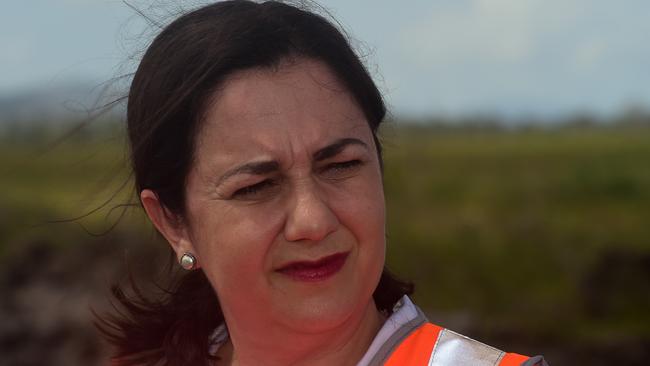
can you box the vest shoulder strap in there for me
[384,323,443,366]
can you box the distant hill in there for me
[1,82,647,134]
[0,82,125,126]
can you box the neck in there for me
[218,299,385,366]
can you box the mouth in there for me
[276,252,350,282]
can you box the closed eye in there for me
[327,160,361,170]
[232,179,278,199]
[324,160,363,174]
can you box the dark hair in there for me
[98,1,413,365]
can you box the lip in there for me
[276,252,350,282]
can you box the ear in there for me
[140,189,200,268]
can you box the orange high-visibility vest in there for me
[384,323,531,366]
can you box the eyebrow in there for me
[216,160,280,187]
[313,137,368,162]
[216,137,368,186]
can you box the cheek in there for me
[191,203,285,293]
[326,171,386,277]
[334,170,386,234]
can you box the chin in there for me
[281,297,362,333]
[272,275,379,334]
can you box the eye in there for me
[232,179,278,199]
[323,160,363,175]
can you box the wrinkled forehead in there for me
[194,59,371,163]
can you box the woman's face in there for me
[182,58,386,334]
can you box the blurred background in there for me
[1,0,649,365]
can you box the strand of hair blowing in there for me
[97,1,413,365]
[99,270,221,365]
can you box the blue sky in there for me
[2,0,650,118]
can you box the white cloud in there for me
[399,0,542,67]
[570,38,608,73]
[0,35,36,68]
[383,0,650,116]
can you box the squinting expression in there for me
[183,58,386,335]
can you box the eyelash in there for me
[324,159,362,174]
[232,179,278,198]
[231,160,363,198]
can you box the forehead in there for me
[195,59,371,164]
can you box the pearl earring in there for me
[179,252,197,270]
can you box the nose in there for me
[283,179,339,243]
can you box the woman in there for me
[100,1,548,365]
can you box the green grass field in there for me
[382,125,650,358]
[2,123,649,364]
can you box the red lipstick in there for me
[277,252,349,282]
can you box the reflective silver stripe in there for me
[428,329,505,366]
